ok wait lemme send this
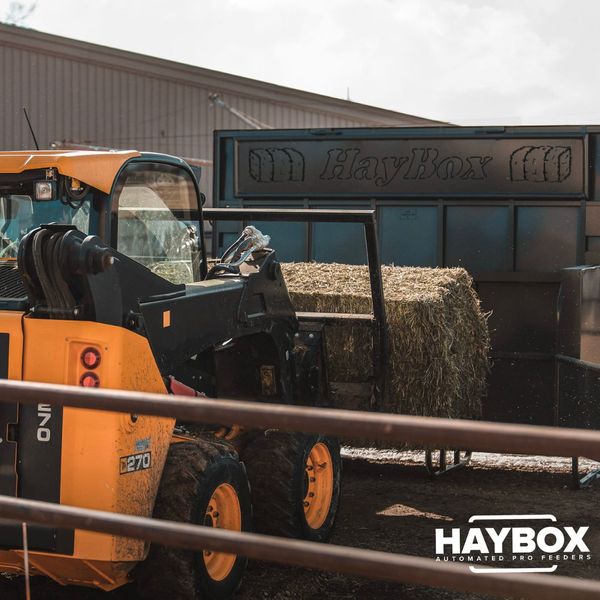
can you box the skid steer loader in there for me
[0,150,349,599]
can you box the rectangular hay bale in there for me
[282,263,490,421]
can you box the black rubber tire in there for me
[242,431,341,542]
[136,437,252,600]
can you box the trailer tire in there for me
[242,431,341,542]
[136,437,251,600]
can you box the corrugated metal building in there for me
[0,22,443,201]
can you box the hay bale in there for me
[281,263,490,420]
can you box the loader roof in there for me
[0,150,141,193]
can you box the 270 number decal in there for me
[120,451,152,475]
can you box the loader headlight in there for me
[35,180,55,201]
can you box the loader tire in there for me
[242,431,341,542]
[136,437,251,600]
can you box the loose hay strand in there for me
[282,263,490,420]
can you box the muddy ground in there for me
[2,450,599,600]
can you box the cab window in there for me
[112,163,201,283]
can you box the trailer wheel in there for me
[136,437,251,600]
[242,431,341,542]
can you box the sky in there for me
[1,0,598,125]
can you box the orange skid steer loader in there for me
[0,150,352,599]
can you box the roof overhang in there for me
[0,150,141,193]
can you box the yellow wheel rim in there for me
[303,442,334,529]
[203,483,242,581]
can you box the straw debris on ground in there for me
[281,263,490,420]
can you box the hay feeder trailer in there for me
[212,125,600,486]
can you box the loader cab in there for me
[0,151,206,311]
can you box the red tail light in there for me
[81,347,101,369]
[80,372,100,387]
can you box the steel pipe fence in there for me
[0,379,599,457]
[0,379,600,598]
[0,496,598,600]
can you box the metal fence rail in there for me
[1,379,599,457]
[1,378,600,599]
[0,495,598,600]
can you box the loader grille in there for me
[0,263,26,298]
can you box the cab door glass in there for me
[113,163,201,283]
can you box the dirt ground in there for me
[2,450,599,600]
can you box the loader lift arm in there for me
[203,208,389,409]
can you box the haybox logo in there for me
[435,514,591,573]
